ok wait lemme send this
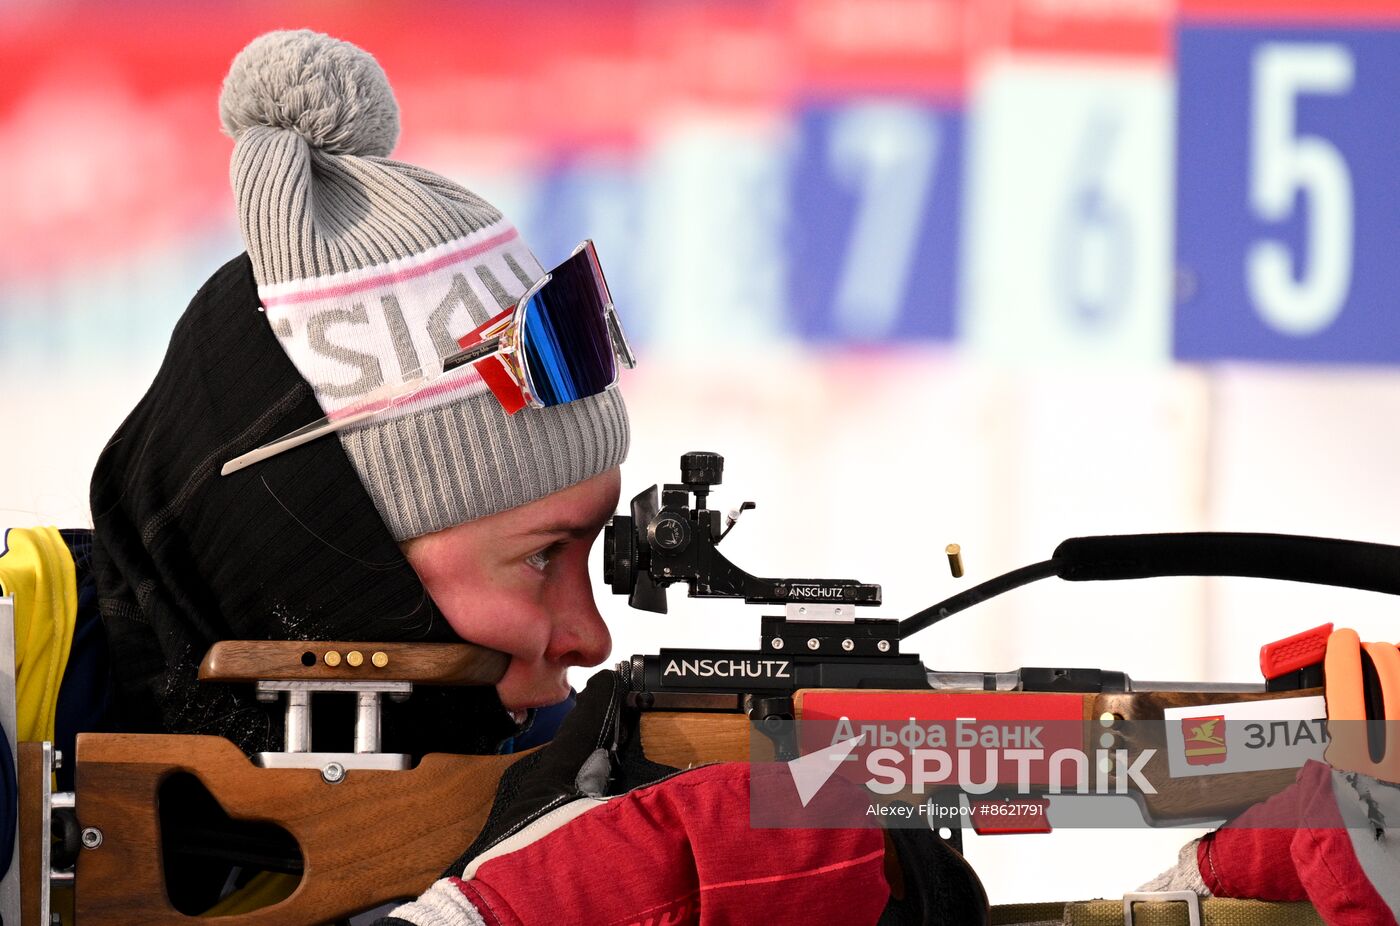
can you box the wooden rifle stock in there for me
[75,736,526,924]
[75,640,522,924]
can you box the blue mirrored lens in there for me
[520,249,615,407]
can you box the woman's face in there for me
[400,467,620,714]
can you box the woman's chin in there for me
[498,677,570,715]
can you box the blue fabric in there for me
[53,530,113,793]
[501,691,576,753]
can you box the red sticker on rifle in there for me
[797,690,1085,789]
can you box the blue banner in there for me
[1175,26,1400,363]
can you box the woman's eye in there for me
[524,546,554,572]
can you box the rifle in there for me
[29,451,1392,924]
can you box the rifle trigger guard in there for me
[749,695,797,761]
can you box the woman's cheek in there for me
[438,597,513,654]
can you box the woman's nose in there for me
[545,584,612,668]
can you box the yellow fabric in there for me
[199,871,300,916]
[0,526,77,744]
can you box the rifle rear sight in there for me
[604,452,913,697]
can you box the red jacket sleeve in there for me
[1200,760,1398,926]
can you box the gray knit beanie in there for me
[218,30,629,540]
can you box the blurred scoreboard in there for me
[5,0,1400,366]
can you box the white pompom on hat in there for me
[220,29,400,156]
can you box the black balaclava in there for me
[90,254,518,757]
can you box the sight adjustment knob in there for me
[681,451,724,488]
[648,513,691,552]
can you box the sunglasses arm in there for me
[443,335,506,373]
[221,340,508,477]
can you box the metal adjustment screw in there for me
[771,638,784,650]
[324,651,342,667]
[372,651,389,668]
[347,650,364,667]
[806,638,820,651]
[798,606,807,614]
[841,639,854,652]
[80,827,103,850]
[877,640,891,653]
[322,761,346,784]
